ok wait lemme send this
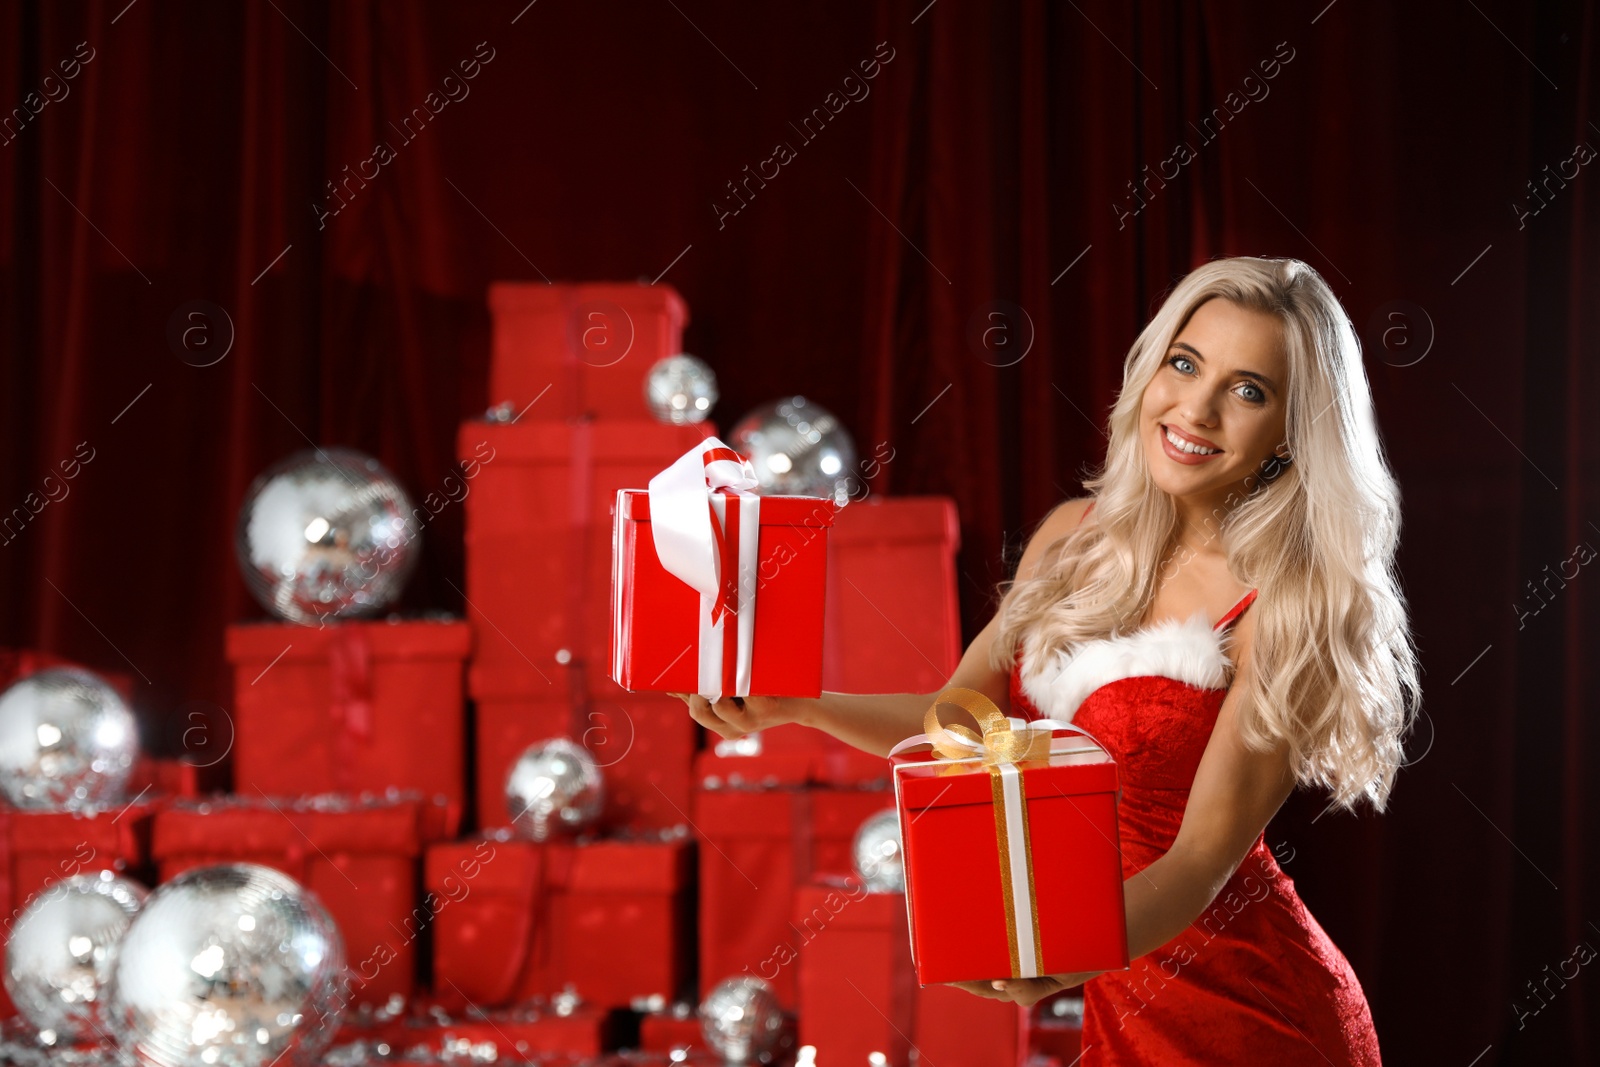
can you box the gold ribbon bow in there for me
[922,687,1055,766]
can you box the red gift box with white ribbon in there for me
[610,438,836,699]
[891,689,1130,985]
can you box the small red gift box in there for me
[793,878,915,1064]
[224,617,470,838]
[892,692,1129,985]
[152,795,425,1007]
[427,834,692,1009]
[458,416,713,682]
[610,439,837,699]
[488,281,690,420]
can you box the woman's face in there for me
[1139,297,1290,512]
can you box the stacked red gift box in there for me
[0,282,1076,1066]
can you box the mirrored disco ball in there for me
[4,872,147,1043]
[105,863,346,1067]
[728,397,857,503]
[644,354,718,424]
[505,739,603,842]
[0,668,138,811]
[698,976,785,1063]
[235,447,420,625]
[852,809,905,894]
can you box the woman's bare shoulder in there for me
[1016,496,1096,583]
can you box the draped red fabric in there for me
[0,1,1596,1060]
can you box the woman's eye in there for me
[1169,353,1267,405]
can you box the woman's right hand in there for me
[668,692,809,741]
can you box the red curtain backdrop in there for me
[1,1,1596,1061]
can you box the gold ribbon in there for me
[919,688,1047,978]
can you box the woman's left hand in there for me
[945,972,1099,1008]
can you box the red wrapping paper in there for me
[893,739,1129,984]
[610,489,835,697]
[488,281,690,421]
[152,796,424,1007]
[793,880,915,1063]
[427,835,692,1009]
[224,618,470,838]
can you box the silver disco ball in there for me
[727,397,857,503]
[644,354,718,424]
[505,739,604,841]
[852,809,905,894]
[0,668,139,811]
[105,863,346,1067]
[4,872,148,1043]
[698,976,785,1063]
[234,447,420,625]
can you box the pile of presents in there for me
[0,283,1084,1065]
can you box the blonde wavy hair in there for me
[989,255,1421,813]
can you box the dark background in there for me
[1,0,1597,1061]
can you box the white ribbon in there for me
[647,437,762,701]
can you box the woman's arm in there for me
[678,496,1096,752]
[973,605,1299,1007]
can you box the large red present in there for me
[224,617,470,837]
[891,690,1129,985]
[610,439,836,699]
[693,784,807,1006]
[7,801,156,903]
[427,833,692,1009]
[488,281,690,420]
[914,983,1030,1067]
[152,794,425,1007]
[793,878,915,1063]
[475,664,699,834]
[458,416,712,685]
[822,495,963,695]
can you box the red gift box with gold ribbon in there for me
[609,438,836,700]
[891,689,1130,985]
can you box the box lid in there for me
[619,488,838,528]
[894,749,1118,810]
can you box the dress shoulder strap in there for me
[1213,588,1259,632]
[1077,499,1096,528]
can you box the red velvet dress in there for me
[1009,535,1381,1062]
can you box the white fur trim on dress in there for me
[1019,611,1234,723]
